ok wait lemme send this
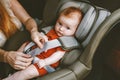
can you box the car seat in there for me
[34,0,111,80]
[2,0,112,80]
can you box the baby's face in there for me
[55,12,80,36]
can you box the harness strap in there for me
[33,57,56,73]
[24,39,61,56]
[24,36,80,57]
[44,65,56,73]
[24,42,36,54]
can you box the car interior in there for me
[1,0,120,80]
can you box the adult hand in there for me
[4,43,33,70]
[24,18,48,48]
[4,51,33,70]
[31,31,48,48]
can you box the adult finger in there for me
[13,60,32,70]
[19,56,33,63]
[19,52,31,58]
[34,39,44,48]
[17,42,27,52]
[14,64,26,70]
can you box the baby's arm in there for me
[3,64,39,80]
[37,51,66,68]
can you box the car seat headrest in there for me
[43,0,111,48]
[58,1,110,47]
[59,1,96,41]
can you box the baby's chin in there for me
[56,32,63,37]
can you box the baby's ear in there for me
[17,42,28,52]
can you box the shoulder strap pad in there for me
[58,36,80,50]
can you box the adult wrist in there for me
[25,18,38,33]
[30,28,38,34]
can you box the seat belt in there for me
[23,36,80,57]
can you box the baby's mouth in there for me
[57,31,63,36]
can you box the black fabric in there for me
[0,62,12,78]
[3,30,31,51]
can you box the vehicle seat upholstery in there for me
[84,8,120,80]
[35,0,111,80]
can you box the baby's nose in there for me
[60,26,65,31]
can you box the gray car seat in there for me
[34,0,111,80]
[2,0,112,80]
[84,8,120,80]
